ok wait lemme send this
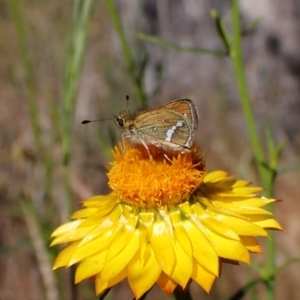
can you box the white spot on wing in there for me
[184,138,192,147]
[165,121,183,142]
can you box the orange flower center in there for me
[108,144,206,208]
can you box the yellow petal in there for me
[201,217,241,240]
[106,213,138,261]
[51,223,97,245]
[128,245,161,299]
[226,197,277,207]
[53,241,80,269]
[69,230,114,265]
[191,260,216,293]
[170,210,192,257]
[137,226,148,261]
[150,220,176,276]
[192,203,240,240]
[138,211,155,237]
[79,203,123,228]
[216,214,268,236]
[232,180,250,187]
[75,204,127,248]
[77,221,116,247]
[170,240,193,288]
[83,194,118,209]
[75,250,108,283]
[100,230,139,283]
[51,220,83,238]
[207,229,250,263]
[254,218,283,230]
[71,208,98,219]
[204,171,229,182]
[156,273,177,295]
[215,201,272,215]
[95,266,127,295]
[232,187,263,194]
[183,220,219,276]
[240,236,262,253]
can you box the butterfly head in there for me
[114,111,137,131]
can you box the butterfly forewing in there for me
[133,98,199,151]
[161,98,198,130]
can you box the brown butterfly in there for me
[82,98,199,153]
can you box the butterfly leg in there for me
[163,153,172,163]
[137,136,151,158]
[121,132,151,158]
[121,132,131,153]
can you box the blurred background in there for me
[1,0,299,299]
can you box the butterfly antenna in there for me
[81,116,114,124]
[82,95,129,124]
[125,95,129,111]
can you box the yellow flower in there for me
[51,144,282,299]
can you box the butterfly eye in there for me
[116,117,124,127]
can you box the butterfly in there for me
[82,98,198,154]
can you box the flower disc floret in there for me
[108,145,206,208]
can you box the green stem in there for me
[229,0,275,299]
[63,168,72,216]
[8,0,42,152]
[61,0,95,212]
[9,0,55,202]
[226,278,263,300]
[173,289,193,300]
[105,0,147,107]
[278,163,300,174]
[230,0,268,185]
[138,33,228,56]
[62,0,95,166]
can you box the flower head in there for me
[51,144,282,299]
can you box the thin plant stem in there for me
[8,0,42,154]
[105,0,147,107]
[138,33,228,56]
[229,0,269,187]
[173,289,193,300]
[9,0,56,208]
[62,0,95,165]
[229,0,275,298]
[22,202,59,300]
[278,163,300,174]
[61,0,95,212]
[225,278,264,300]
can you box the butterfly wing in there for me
[135,100,196,150]
[161,98,198,130]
